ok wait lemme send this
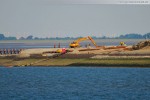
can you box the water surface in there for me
[0,39,145,49]
[0,67,150,100]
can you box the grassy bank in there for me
[0,57,150,67]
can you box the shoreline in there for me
[0,40,150,67]
[1,57,150,67]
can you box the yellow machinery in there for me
[56,49,63,53]
[120,42,126,46]
[56,48,73,53]
[69,36,98,48]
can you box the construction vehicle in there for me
[69,36,100,48]
[120,42,126,46]
[56,48,67,53]
[42,48,73,54]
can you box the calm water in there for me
[0,39,145,49]
[0,67,150,100]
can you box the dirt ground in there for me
[18,45,150,58]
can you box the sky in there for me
[0,0,150,38]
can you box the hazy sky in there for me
[0,0,150,38]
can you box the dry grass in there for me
[33,58,150,67]
[0,58,150,67]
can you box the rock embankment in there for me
[132,40,150,50]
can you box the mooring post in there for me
[4,49,6,54]
[10,49,12,54]
[0,49,2,55]
[8,49,10,54]
[58,43,60,48]
[14,49,16,54]
[12,49,14,54]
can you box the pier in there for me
[0,49,22,55]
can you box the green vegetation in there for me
[0,58,150,67]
